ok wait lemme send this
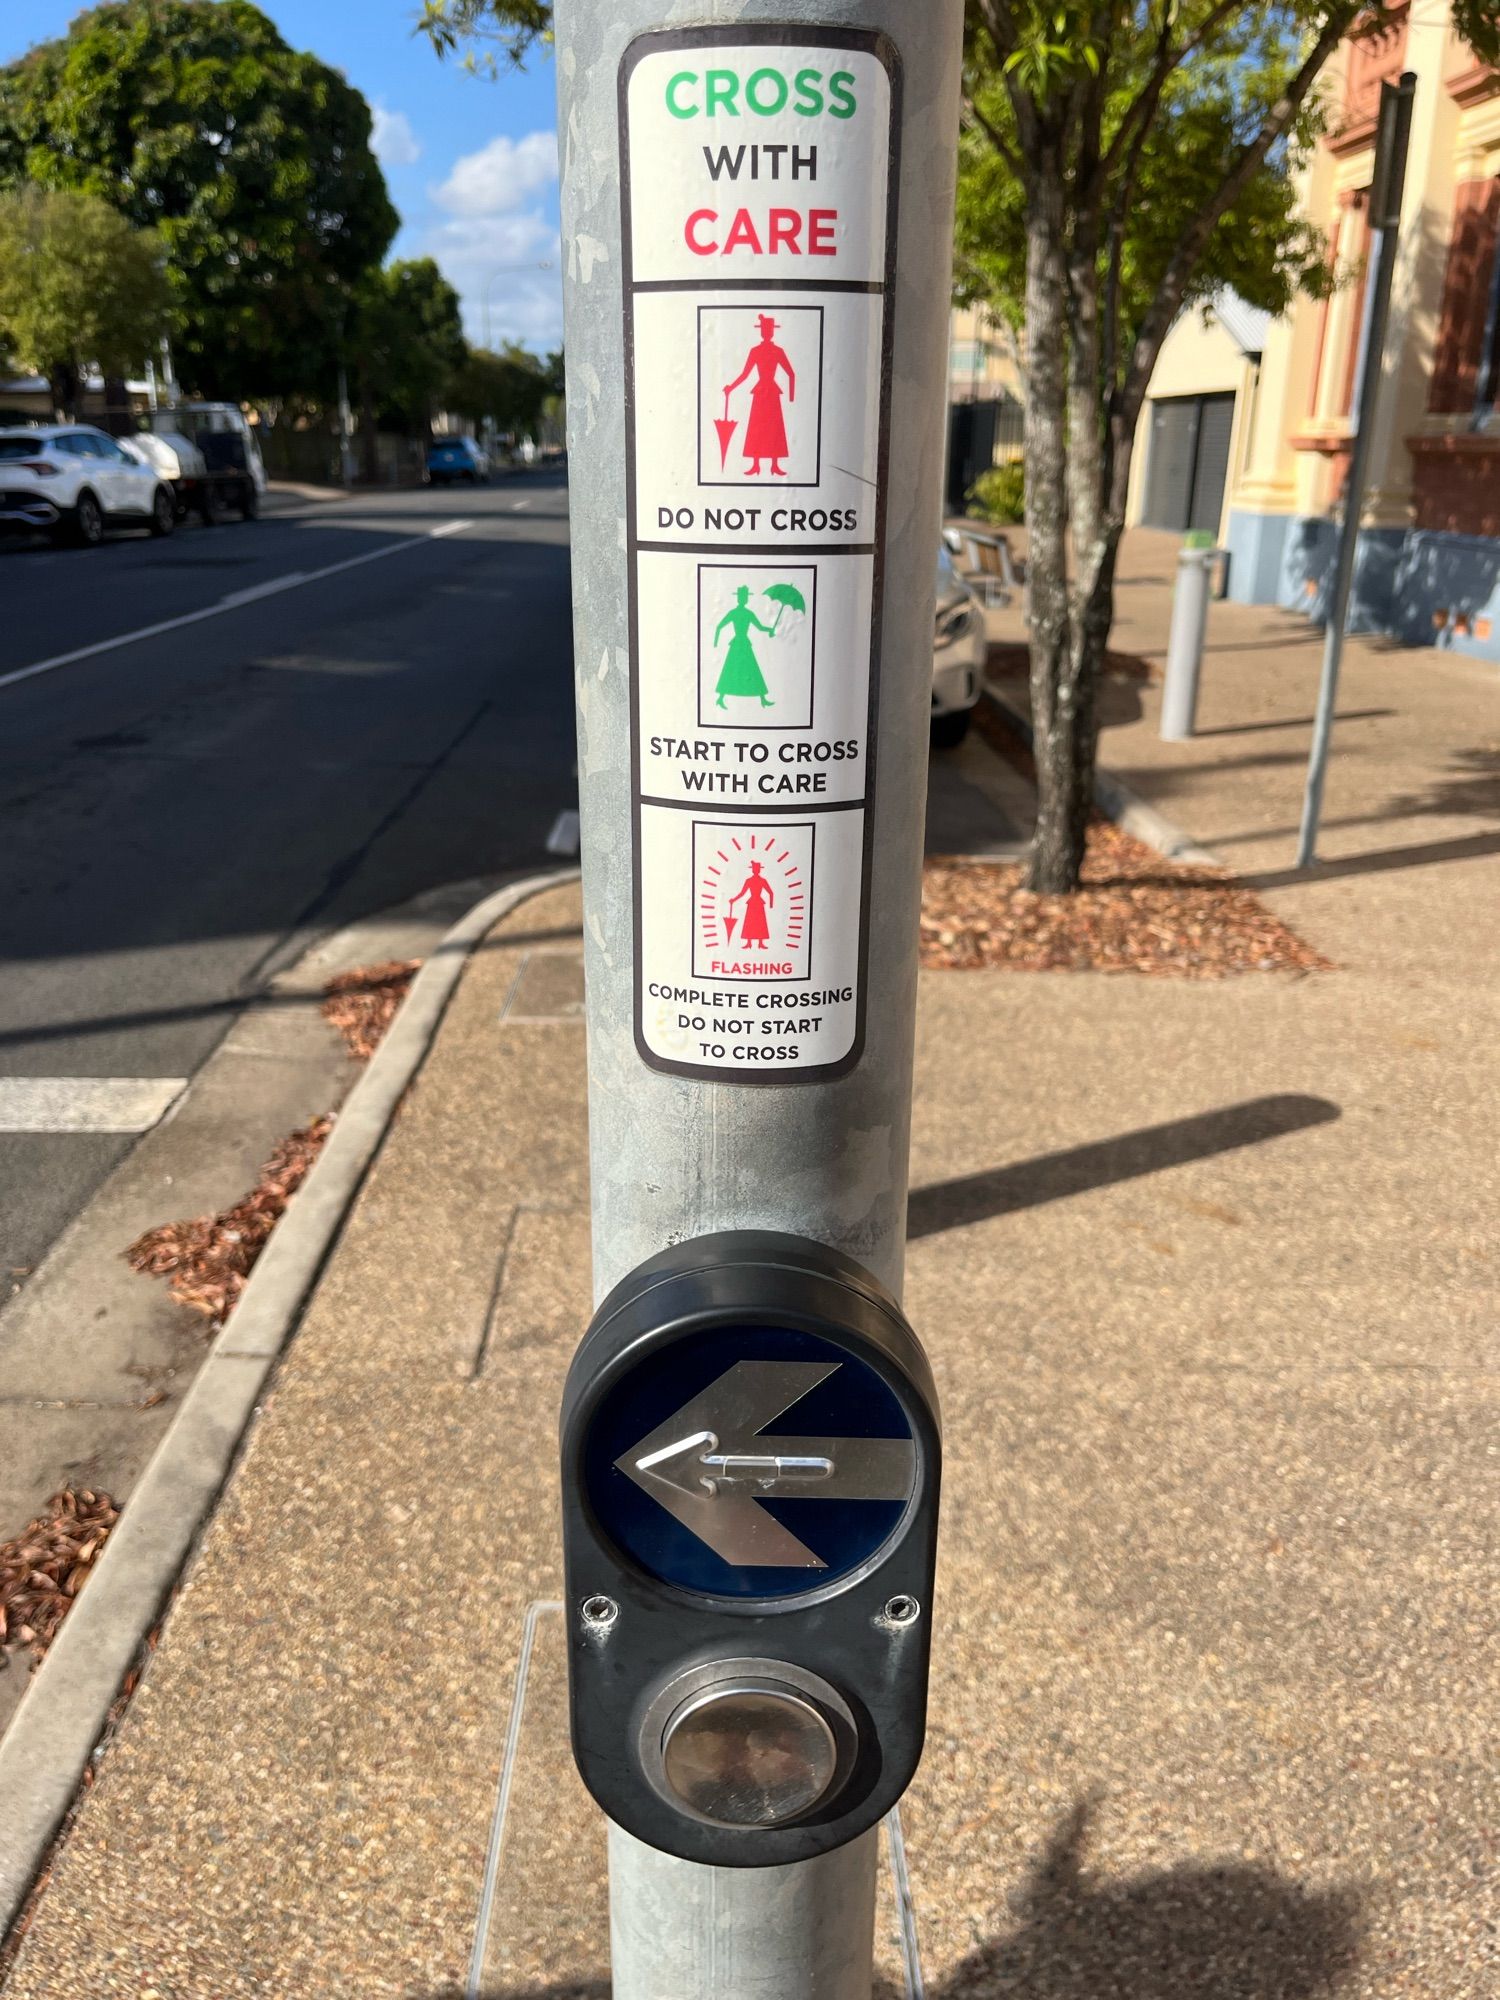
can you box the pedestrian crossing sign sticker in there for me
[621,24,897,1080]
[693,821,814,981]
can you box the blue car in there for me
[426,435,491,485]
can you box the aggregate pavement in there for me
[2,596,1496,1992]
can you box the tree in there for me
[446,342,555,436]
[0,186,170,418]
[960,0,1498,889]
[422,2,1500,891]
[349,259,466,475]
[416,0,551,73]
[0,0,397,400]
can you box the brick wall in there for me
[1411,438,1500,537]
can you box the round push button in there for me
[659,1681,839,1828]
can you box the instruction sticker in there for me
[622,26,900,1082]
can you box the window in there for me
[1429,177,1500,416]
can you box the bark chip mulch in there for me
[124,1115,334,1325]
[122,960,416,1324]
[0,1487,119,1667]
[321,958,421,1062]
[922,822,1331,977]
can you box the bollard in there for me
[1160,546,1214,741]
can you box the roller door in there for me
[1142,393,1235,535]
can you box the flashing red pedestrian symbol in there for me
[693,822,813,980]
[727,860,774,944]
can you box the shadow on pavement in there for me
[1246,828,1500,892]
[450,1799,1360,2000]
[1192,706,1394,737]
[911,1796,1362,1999]
[907,1093,1340,1240]
[0,917,585,1053]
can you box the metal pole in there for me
[336,358,355,488]
[555,4,962,1994]
[1296,72,1416,868]
[609,1821,879,1997]
[1160,548,1212,740]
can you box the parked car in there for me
[127,402,264,522]
[931,542,985,746]
[0,424,175,546]
[426,434,490,485]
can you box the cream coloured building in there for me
[1125,294,1269,540]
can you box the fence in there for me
[945,395,1024,512]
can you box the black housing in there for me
[559,1230,941,1867]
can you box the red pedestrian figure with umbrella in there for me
[725,860,774,948]
[719,315,795,476]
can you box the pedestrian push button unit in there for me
[559,1231,940,1866]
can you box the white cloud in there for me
[413,128,564,349]
[434,130,558,217]
[371,103,422,169]
[423,208,563,348]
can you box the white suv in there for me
[0,424,175,546]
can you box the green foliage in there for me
[0,0,398,398]
[957,10,1335,366]
[446,342,557,433]
[1451,0,1500,67]
[0,185,170,414]
[996,0,1104,95]
[416,0,552,75]
[350,259,466,433]
[966,459,1025,524]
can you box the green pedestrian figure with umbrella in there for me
[712,582,807,711]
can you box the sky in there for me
[3,1,564,354]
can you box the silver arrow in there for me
[616,1360,916,1568]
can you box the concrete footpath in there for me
[2,575,1497,1992]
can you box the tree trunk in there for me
[101,375,129,436]
[359,374,379,485]
[49,361,80,423]
[1021,154,1087,894]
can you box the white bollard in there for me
[1161,547,1214,741]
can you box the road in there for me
[0,475,576,1286]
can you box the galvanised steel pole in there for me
[1296,71,1416,870]
[556,4,961,1992]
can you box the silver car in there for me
[931,543,985,746]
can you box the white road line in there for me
[0,1076,186,1133]
[545,808,581,857]
[217,572,307,608]
[0,518,474,694]
[510,499,529,510]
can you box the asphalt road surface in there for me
[0,474,576,1284]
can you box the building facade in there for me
[1125,294,1269,541]
[945,304,1024,510]
[1224,2,1500,661]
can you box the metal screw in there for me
[580,1593,619,1631]
[882,1595,920,1627]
